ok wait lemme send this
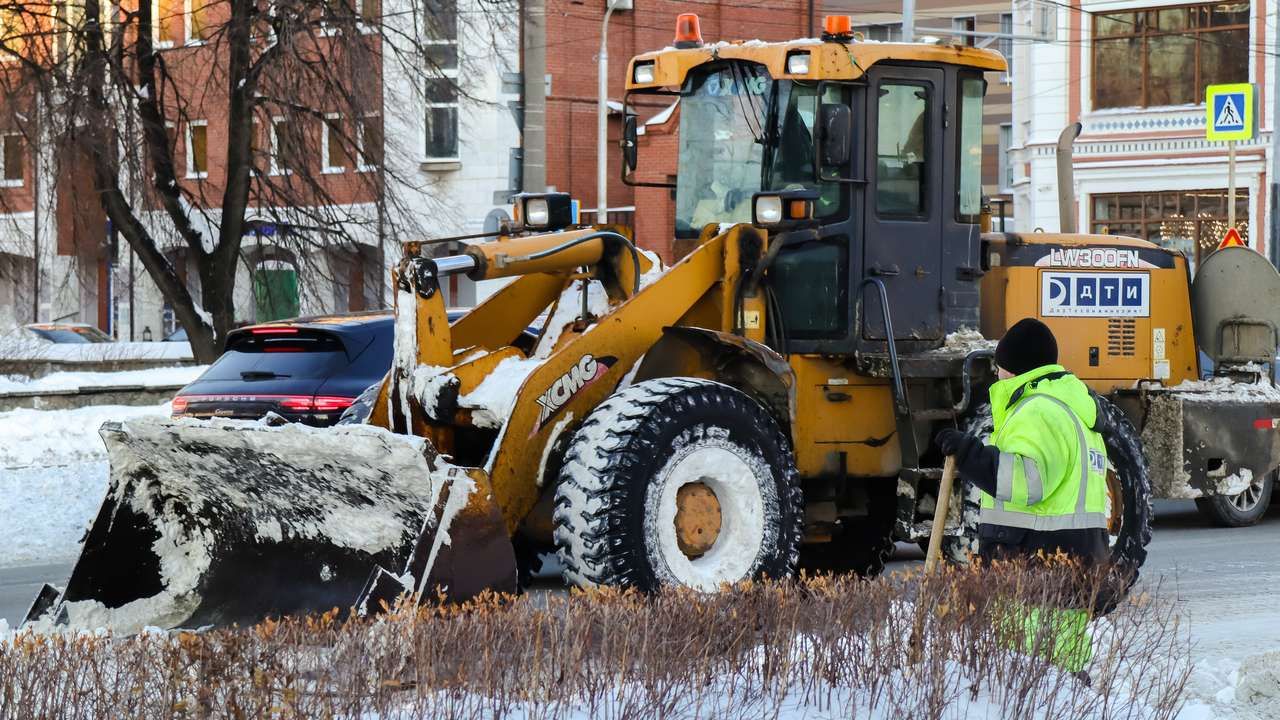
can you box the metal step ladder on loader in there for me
[27,18,1162,632]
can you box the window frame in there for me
[951,15,976,47]
[357,113,382,172]
[954,74,986,223]
[186,119,209,179]
[0,133,24,187]
[999,13,1014,83]
[269,115,296,176]
[874,80,932,220]
[422,0,459,162]
[1088,188,1250,269]
[1089,1,1250,111]
[998,123,1014,193]
[321,113,348,174]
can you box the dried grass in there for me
[0,561,1190,719]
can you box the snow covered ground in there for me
[2,400,1280,717]
[0,366,204,394]
[0,402,171,567]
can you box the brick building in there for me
[0,0,521,337]
[526,0,1019,262]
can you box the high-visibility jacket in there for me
[980,364,1109,533]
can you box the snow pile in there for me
[0,402,172,467]
[1185,654,1280,719]
[0,365,204,394]
[0,339,194,362]
[1171,376,1280,403]
[458,355,540,429]
[943,327,995,353]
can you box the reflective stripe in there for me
[996,452,1016,501]
[990,393,1099,529]
[1023,456,1045,505]
[1027,394,1091,516]
[979,506,1108,531]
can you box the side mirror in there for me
[819,103,852,169]
[622,115,638,173]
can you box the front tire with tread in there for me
[553,377,804,592]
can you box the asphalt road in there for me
[4,500,1278,663]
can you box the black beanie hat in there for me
[995,318,1058,376]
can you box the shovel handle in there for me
[924,455,958,573]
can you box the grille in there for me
[1107,319,1137,357]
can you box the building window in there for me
[188,0,214,42]
[853,23,901,42]
[0,7,26,59]
[951,16,975,46]
[1090,189,1248,271]
[270,117,297,175]
[357,114,382,171]
[1,133,23,186]
[322,114,349,173]
[187,121,208,178]
[998,123,1013,192]
[999,13,1014,81]
[156,0,184,47]
[423,0,458,160]
[1092,2,1249,110]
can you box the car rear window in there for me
[201,330,352,381]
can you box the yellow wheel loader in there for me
[27,16,1280,631]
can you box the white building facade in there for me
[1011,0,1276,273]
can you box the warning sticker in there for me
[1040,271,1150,318]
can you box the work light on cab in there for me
[673,13,702,49]
[513,192,576,232]
[633,61,655,84]
[785,51,811,75]
[752,190,818,230]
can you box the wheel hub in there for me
[1106,469,1124,536]
[673,481,722,558]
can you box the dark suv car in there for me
[172,311,393,426]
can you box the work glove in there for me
[934,428,1000,497]
[934,428,977,458]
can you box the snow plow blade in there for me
[24,417,516,633]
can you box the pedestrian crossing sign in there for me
[1206,84,1255,142]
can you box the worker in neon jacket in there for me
[935,317,1109,675]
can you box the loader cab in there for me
[639,57,987,356]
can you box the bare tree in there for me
[0,0,513,361]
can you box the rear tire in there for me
[553,377,803,591]
[945,397,1153,585]
[1195,471,1274,527]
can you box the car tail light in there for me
[276,396,356,412]
[312,396,356,412]
[277,396,315,411]
[251,327,298,335]
[171,396,189,414]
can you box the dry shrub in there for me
[0,560,1190,719]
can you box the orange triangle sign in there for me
[1218,227,1246,250]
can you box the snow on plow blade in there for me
[24,417,516,633]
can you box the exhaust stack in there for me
[1056,122,1082,233]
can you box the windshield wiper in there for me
[240,370,291,380]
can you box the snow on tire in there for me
[552,377,803,592]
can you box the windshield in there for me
[674,63,842,238]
